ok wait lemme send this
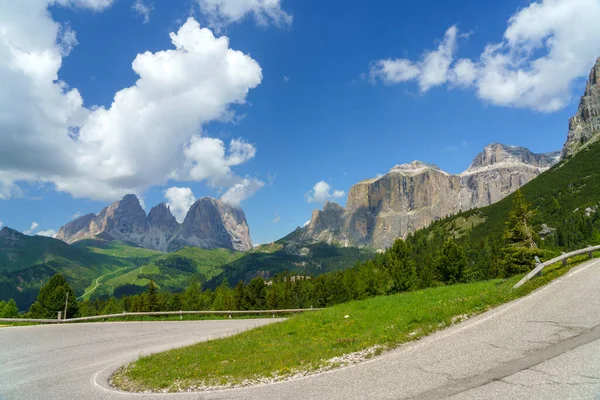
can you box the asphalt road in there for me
[2,259,600,400]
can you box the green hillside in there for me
[0,229,136,309]
[405,141,600,281]
[0,230,245,309]
[101,247,244,297]
[205,241,376,289]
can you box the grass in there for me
[113,253,594,392]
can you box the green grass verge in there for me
[113,253,596,392]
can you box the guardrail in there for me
[513,245,600,289]
[0,308,323,325]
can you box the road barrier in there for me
[513,245,600,289]
[0,308,323,325]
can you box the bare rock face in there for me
[55,213,96,243]
[172,198,252,252]
[298,144,559,249]
[56,195,253,252]
[562,58,600,158]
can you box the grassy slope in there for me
[0,234,244,307]
[425,141,600,245]
[0,233,137,309]
[101,246,244,296]
[116,252,594,392]
[206,242,376,289]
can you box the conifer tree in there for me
[145,281,160,312]
[28,274,79,319]
[0,299,19,318]
[386,239,417,292]
[501,190,541,275]
[436,237,467,284]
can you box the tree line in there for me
[5,190,599,319]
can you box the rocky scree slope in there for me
[56,195,252,252]
[294,144,559,249]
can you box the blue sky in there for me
[1,0,600,244]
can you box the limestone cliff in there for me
[562,58,600,157]
[297,144,559,249]
[56,195,253,252]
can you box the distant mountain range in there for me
[2,58,599,311]
[56,195,253,252]
[289,144,560,249]
[288,57,600,249]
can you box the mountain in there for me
[562,57,600,158]
[0,227,135,309]
[292,144,560,249]
[56,195,253,252]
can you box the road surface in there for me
[2,259,600,399]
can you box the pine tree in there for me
[28,274,79,319]
[385,239,417,292]
[436,238,467,284]
[146,281,160,312]
[0,299,19,318]
[501,190,541,276]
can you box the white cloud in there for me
[197,0,292,29]
[305,181,345,204]
[0,220,3,228]
[132,0,152,23]
[369,0,600,112]
[272,213,280,223]
[0,4,263,202]
[221,177,265,207]
[180,137,257,187]
[58,24,78,56]
[370,26,458,92]
[25,222,39,235]
[56,0,115,10]
[283,76,290,83]
[165,187,196,223]
[72,211,83,220]
[36,229,57,238]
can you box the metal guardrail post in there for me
[513,245,600,289]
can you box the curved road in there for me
[2,259,600,399]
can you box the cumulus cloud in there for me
[370,0,600,112]
[165,187,196,223]
[36,229,57,238]
[0,3,263,202]
[24,222,39,235]
[132,0,152,23]
[305,181,345,204]
[221,177,265,207]
[370,26,458,92]
[197,0,292,29]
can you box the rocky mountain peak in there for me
[177,197,252,252]
[147,203,178,231]
[466,143,559,172]
[300,142,561,249]
[390,161,442,175]
[322,201,344,212]
[56,195,252,252]
[563,58,600,157]
[587,57,600,89]
[0,227,22,239]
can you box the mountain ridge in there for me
[293,143,560,249]
[56,195,253,252]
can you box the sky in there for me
[1,0,600,244]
